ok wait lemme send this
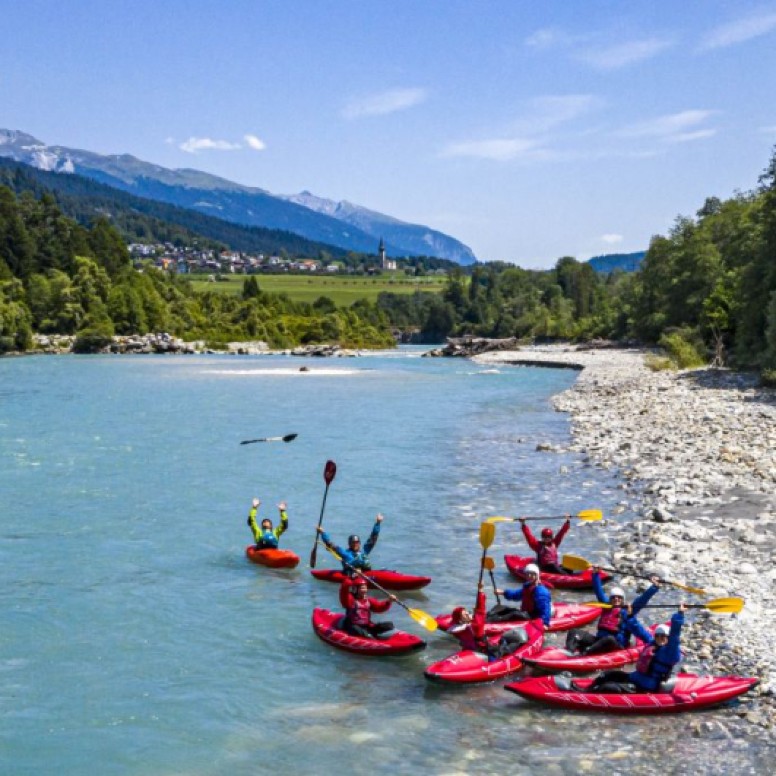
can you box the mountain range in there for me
[0,129,477,264]
[587,251,646,273]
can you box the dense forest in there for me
[378,149,776,376]
[0,187,394,352]
[2,148,776,374]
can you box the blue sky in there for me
[3,1,776,267]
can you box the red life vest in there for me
[598,606,622,633]
[521,583,536,614]
[635,644,656,674]
[537,542,559,567]
[348,597,373,627]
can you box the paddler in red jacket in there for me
[519,516,571,574]
[449,583,489,652]
[338,577,395,639]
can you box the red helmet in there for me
[541,527,554,539]
[351,578,368,590]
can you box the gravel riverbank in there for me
[474,345,776,741]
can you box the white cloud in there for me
[699,11,776,51]
[512,94,603,134]
[244,134,266,151]
[580,37,673,69]
[525,27,572,49]
[342,87,427,119]
[617,110,718,143]
[179,137,241,153]
[601,233,623,245]
[440,137,539,162]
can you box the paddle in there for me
[562,553,706,596]
[486,509,602,524]
[585,597,744,614]
[324,545,438,632]
[309,460,337,568]
[476,521,496,605]
[240,433,298,446]
[483,556,501,605]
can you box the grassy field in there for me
[187,273,447,305]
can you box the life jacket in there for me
[635,644,676,683]
[256,530,278,549]
[537,542,559,567]
[347,597,373,627]
[520,583,536,614]
[598,606,622,634]
[344,550,371,573]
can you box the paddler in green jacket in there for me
[247,499,289,549]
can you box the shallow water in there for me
[0,350,769,774]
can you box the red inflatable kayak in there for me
[504,555,612,589]
[436,602,600,635]
[504,674,759,713]
[245,546,300,568]
[523,624,666,673]
[424,622,544,684]
[311,608,426,656]
[310,568,431,591]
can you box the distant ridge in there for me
[0,128,477,264]
[587,251,645,273]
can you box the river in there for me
[0,349,768,774]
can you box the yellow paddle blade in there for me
[485,516,514,524]
[561,553,592,572]
[479,521,496,550]
[577,509,603,522]
[704,597,745,613]
[667,580,707,596]
[482,556,496,571]
[583,601,612,608]
[408,608,439,631]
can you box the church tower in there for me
[378,237,386,268]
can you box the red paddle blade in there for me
[324,460,337,484]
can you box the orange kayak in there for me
[245,546,300,569]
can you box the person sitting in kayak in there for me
[519,517,571,574]
[577,604,686,693]
[494,563,553,629]
[318,514,383,576]
[450,583,489,652]
[450,584,529,660]
[247,499,289,549]
[338,576,395,639]
[565,568,661,655]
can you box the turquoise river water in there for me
[0,349,769,775]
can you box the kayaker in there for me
[494,564,553,629]
[449,583,489,653]
[338,576,395,639]
[450,584,529,659]
[519,516,571,574]
[565,569,661,655]
[318,514,383,576]
[247,499,289,549]
[579,604,686,693]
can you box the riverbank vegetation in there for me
[2,148,776,371]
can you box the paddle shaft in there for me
[488,567,502,605]
[240,433,297,445]
[310,460,336,568]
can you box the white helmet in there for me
[655,624,670,636]
[609,587,625,599]
[524,563,540,577]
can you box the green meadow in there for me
[187,273,447,305]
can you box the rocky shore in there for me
[474,344,776,741]
[26,334,360,357]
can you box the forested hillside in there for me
[379,148,776,374]
[0,186,394,352]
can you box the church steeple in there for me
[378,237,386,268]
